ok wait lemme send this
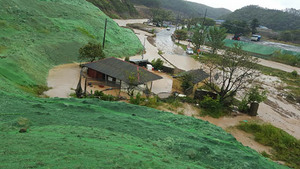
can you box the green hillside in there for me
[87,0,138,19]
[0,0,143,94]
[0,91,288,169]
[129,0,232,19]
[221,5,300,31]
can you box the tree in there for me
[250,18,259,34]
[221,20,250,36]
[79,42,105,62]
[174,29,187,43]
[207,26,227,54]
[180,74,193,94]
[192,26,207,50]
[151,8,173,26]
[203,43,259,103]
[151,58,164,70]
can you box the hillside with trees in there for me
[129,0,231,19]
[87,0,138,18]
[221,5,300,31]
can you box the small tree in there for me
[250,18,259,34]
[174,29,187,43]
[79,42,105,62]
[203,43,259,103]
[151,58,164,70]
[207,26,227,54]
[180,74,193,94]
[192,26,207,50]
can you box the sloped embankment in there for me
[0,91,288,169]
[0,0,143,94]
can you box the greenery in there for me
[221,20,250,35]
[238,86,267,113]
[270,51,300,67]
[130,0,231,19]
[151,58,164,70]
[221,5,300,31]
[192,26,207,50]
[238,122,300,168]
[207,26,227,54]
[199,96,224,118]
[92,90,117,101]
[174,29,188,43]
[278,29,300,43]
[150,8,174,26]
[203,43,258,103]
[180,74,193,94]
[125,56,130,62]
[87,0,138,19]
[250,18,259,34]
[79,42,105,62]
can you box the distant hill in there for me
[87,0,138,19]
[221,5,300,31]
[129,0,232,19]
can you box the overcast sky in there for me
[187,0,300,11]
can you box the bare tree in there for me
[203,43,259,103]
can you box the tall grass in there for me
[238,122,300,168]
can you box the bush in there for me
[180,74,193,94]
[238,98,249,113]
[238,122,300,168]
[125,56,130,62]
[291,70,298,77]
[200,96,223,118]
[130,93,143,105]
[144,96,161,108]
[151,58,164,70]
[93,90,117,101]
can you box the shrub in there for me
[180,74,193,94]
[144,96,161,108]
[200,96,223,118]
[247,86,267,103]
[238,98,250,113]
[125,56,130,62]
[238,122,300,168]
[130,93,142,105]
[151,58,164,70]
[291,70,298,77]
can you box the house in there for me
[174,69,209,95]
[82,57,162,95]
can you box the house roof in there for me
[83,57,162,85]
[174,69,209,84]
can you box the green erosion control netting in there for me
[224,39,300,58]
[0,0,143,94]
[0,91,288,169]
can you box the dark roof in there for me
[175,69,209,84]
[83,57,162,85]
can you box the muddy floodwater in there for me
[44,63,80,98]
[156,28,202,70]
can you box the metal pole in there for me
[142,37,146,59]
[103,18,108,49]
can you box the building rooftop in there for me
[83,57,162,85]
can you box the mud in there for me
[44,63,80,98]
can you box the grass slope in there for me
[0,0,143,94]
[0,91,288,168]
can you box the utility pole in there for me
[142,37,146,59]
[200,9,207,55]
[102,18,108,49]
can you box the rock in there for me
[19,128,27,133]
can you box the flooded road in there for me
[156,28,201,71]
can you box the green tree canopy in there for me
[207,26,227,54]
[174,29,188,43]
[250,18,259,34]
[79,42,105,62]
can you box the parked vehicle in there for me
[166,27,170,31]
[232,33,242,41]
[186,48,194,55]
[251,35,261,41]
